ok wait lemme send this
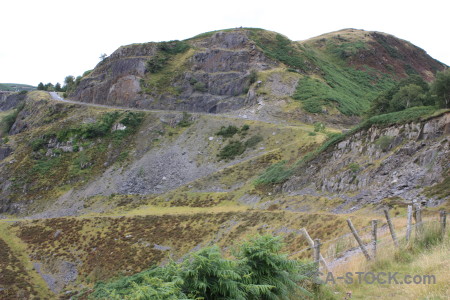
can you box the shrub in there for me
[249,70,258,85]
[193,82,207,92]
[241,124,250,131]
[375,135,394,152]
[244,135,263,148]
[216,125,239,138]
[30,138,46,151]
[314,122,325,132]
[348,162,360,173]
[146,54,169,73]
[158,40,190,55]
[178,112,193,127]
[218,141,246,160]
[120,112,144,129]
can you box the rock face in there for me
[71,30,277,113]
[282,112,450,209]
[0,92,26,111]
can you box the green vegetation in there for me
[0,102,25,135]
[374,135,394,152]
[178,112,193,127]
[89,235,313,300]
[328,40,367,60]
[347,162,360,173]
[431,68,450,108]
[218,140,246,160]
[53,111,143,142]
[0,83,35,92]
[293,61,395,115]
[250,31,311,72]
[216,124,251,138]
[218,135,264,160]
[244,135,263,148]
[145,40,190,74]
[216,125,239,138]
[216,124,262,160]
[254,161,293,186]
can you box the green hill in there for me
[0,83,35,92]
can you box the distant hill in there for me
[0,83,35,92]
[69,28,446,117]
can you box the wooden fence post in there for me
[371,220,378,259]
[406,205,413,242]
[414,204,423,237]
[314,239,321,269]
[313,239,321,290]
[384,209,399,247]
[440,210,447,238]
[300,228,330,272]
[347,219,371,261]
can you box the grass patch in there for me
[249,31,312,72]
[254,161,293,186]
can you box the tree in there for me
[37,82,45,90]
[44,83,54,91]
[63,75,75,93]
[99,53,107,61]
[431,69,450,108]
[390,84,424,111]
[54,82,62,92]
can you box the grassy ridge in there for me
[0,83,35,91]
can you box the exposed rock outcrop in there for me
[283,112,450,209]
[71,30,277,113]
[0,92,26,111]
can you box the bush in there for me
[314,122,325,132]
[244,135,263,148]
[216,125,239,138]
[120,111,144,129]
[178,112,193,127]
[375,135,394,152]
[218,141,246,160]
[158,40,190,55]
[193,81,207,92]
[348,162,360,173]
[30,138,46,151]
[146,54,169,73]
[249,70,258,85]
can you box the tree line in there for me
[367,69,450,116]
[36,70,92,95]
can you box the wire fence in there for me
[285,208,447,270]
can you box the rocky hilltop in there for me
[70,28,446,116]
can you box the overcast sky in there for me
[1,0,449,86]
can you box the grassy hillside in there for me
[0,83,35,91]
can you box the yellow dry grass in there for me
[330,221,450,299]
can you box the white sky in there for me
[1,0,449,86]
